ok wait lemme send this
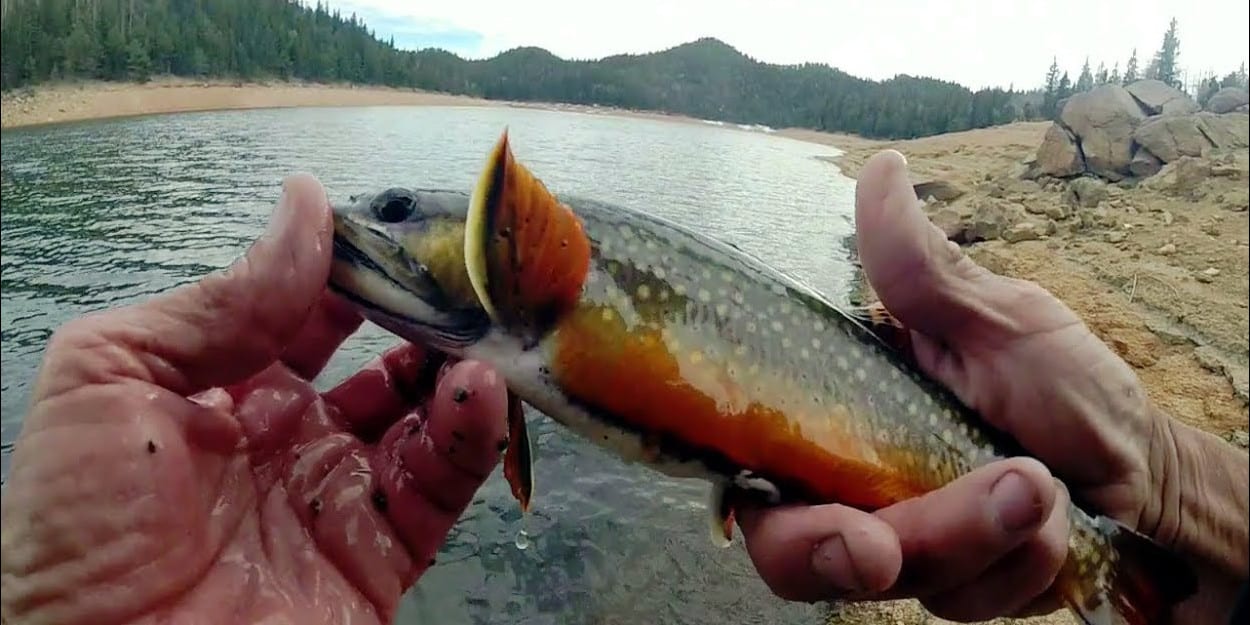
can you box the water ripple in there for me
[1,105,855,625]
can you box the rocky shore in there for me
[786,80,1249,625]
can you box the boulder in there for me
[1066,177,1109,208]
[912,180,965,202]
[1142,156,1213,195]
[1133,112,1250,163]
[1034,123,1085,177]
[1195,112,1250,150]
[1129,147,1163,177]
[1125,79,1200,116]
[1059,85,1147,180]
[1205,87,1250,114]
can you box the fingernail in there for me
[811,534,864,593]
[990,470,1044,532]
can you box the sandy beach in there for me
[3,79,1246,625]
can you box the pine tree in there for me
[1150,18,1181,88]
[1095,61,1108,85]
[1076,57,1094,92]
[1124,49,1139,83]
[1042,57,1061,117]
[1109,61,1121,85]
[1058,71,1072,100]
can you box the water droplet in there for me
[515,529,530,550]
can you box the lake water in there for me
[0,105,858,624]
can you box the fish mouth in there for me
[329,207,490,351]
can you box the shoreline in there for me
[0,77,759,133]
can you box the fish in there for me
[327,129,1196,625]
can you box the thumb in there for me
[39,174,334,400]
[853,151,999,343]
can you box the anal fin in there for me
[503,391,535,513]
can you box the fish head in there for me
[330,186,492,352]
[329,129,593,353]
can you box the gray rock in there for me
[912,180,966,202]
[1059,85,1148,180]
[1003,222,1043,243]
[1205,87,1250,114]
[1129,147,1163,177]
[1125,79,1200,116]
[1133,112,1250,163]
[937,201,1023,245]
[1066,177,1109,208]
[1143,156,1214,195]
[1034,123,1086,178]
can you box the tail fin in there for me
[1062,514,1197,625]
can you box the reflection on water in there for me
[0,105,855,624]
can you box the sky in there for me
[320,0,1250,90]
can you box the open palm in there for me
[0,175,509,625]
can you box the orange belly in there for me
[548,302,934,510]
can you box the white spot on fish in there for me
[602,309,615,322]
[658,289,670,302]
[855,368,867,381]
[637,285,651,300]
[836,356,848,370]
[770,320,783,332]
[715,303,728,317]
[698,289,711,303]
[654,267,667,280]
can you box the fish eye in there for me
[371,188,417,223]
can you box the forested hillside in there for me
[1,0,1237,139]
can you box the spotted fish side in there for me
[330,130,1198,625]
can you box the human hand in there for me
[735,151,1194,621]
[0,175,508,625]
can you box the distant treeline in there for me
[1037,18,1248,118]
[1,1,1245,140]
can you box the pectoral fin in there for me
[465,130,592,347]
[503,391,535,513]
[707,481,737,548]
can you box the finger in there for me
[853,151,1009,345]
[920,481,1070,622]
[322,343,444,441]
[280,290,364,380]
[736,503,902,602]
[874,457,1058,598]
[35,175,334,402]
[372,360,508,577]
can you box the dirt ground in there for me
[782,121,1249,625]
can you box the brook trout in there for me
[327,130,1195,625]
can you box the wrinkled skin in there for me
[0,175,509,625]
[736,151,1243,624]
